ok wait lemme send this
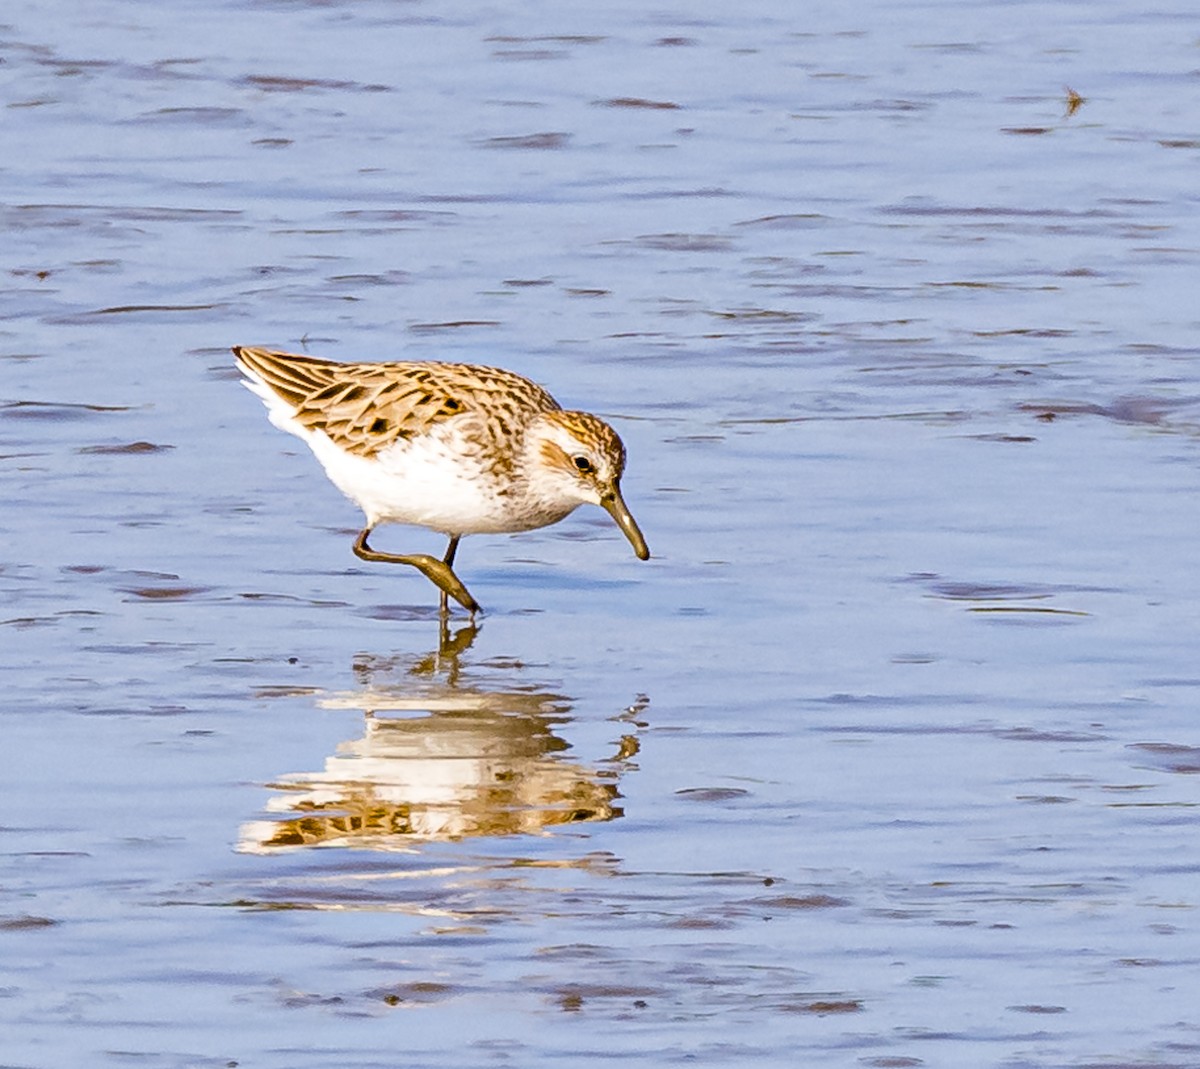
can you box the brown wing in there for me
[233,346,560,457]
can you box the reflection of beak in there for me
[601,484,650,560]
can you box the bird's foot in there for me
[403,554,481,615]
[353,530,481,615]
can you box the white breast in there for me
[335,435,511,532]
[249,384,572,535]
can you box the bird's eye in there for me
[572,455,594,474]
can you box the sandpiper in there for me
[233,346,649,614]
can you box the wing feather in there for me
[232,346,560,458]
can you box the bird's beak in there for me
[601,483,650,560]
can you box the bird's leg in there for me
[438,535,462,617]
[353,528,480,615]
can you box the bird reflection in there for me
[238,623,646,853]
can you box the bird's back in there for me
[233,346,561,460]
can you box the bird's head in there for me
[528,410,650,560]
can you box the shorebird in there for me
[233,346,649,614]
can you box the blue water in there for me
[4,1,1200,1066]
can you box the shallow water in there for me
[4,1,1200,1066]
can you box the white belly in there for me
[263,401,572,535]
[317,432,511,532]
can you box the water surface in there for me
[3,1,1200,1066]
